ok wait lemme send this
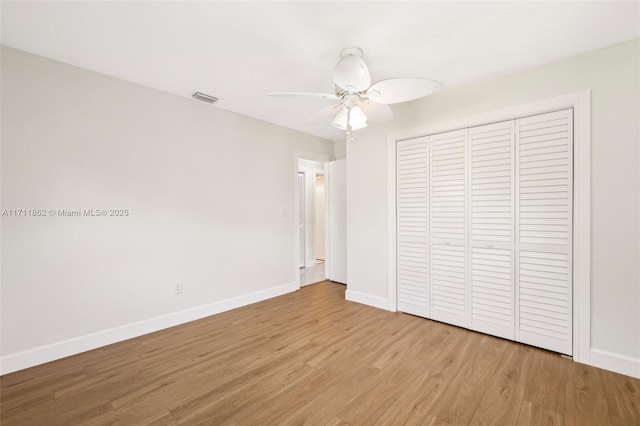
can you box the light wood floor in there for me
[1,282,639,425]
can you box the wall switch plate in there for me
[175,283,183,294]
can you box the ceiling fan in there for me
[268,47,442,136]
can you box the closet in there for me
[397,109,573,355]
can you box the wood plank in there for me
[564,362,610,426]
[426,334,508,425]
[602,367,640,425]
[521,347,571,413]
[1,282,637,425]
[469,375,526,425]
[517,401,564,426]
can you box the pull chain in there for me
[346,107,354,142]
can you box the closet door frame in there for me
[386,91,591,364]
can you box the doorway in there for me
[298,159,327,286]
[297,172,305,268]
[315,175,325,263]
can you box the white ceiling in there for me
[1,1,639,141]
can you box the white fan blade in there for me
[366,78,442,104]
[358,101,393,123]
[333,54,371,92]
[267,92,339,100]
[310,103,344,123]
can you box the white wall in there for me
[327,159,347,285]
[347,39,640,375]
[0,47,334,372]
[334,138,346,160]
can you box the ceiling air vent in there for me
[192,92,218,104]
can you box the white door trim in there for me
[386,91,591,364]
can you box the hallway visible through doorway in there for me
[300,261,325,286]
[298,158,327,286]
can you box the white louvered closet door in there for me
[516,109,573,355]
[396,137,429,317]
[429,129,468,328]
[469,121,515,340]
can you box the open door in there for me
[326,159,347,284]
[297,172,305,268]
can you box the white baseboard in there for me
[345,289,396,312]
[589,348,640,379]
[0,281,298,375]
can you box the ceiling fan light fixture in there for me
[349,105,368,130]
[350,121,368,131]
[331,106,368,131]
[331,108,349,130]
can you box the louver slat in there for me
[429,129,468,328]
[517,109,573,355]
[469,121,515,339]
[397,137,429,317]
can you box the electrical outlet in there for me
[175,283,183,295]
